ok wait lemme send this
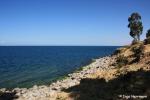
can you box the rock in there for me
[16,92,21,96]
[71,77,76,80]
[33,85,38,90]
[0,88,6,92]
[22,93,27,98]
[32,91,39,97]
[49,90,57,97]
[39,85,47,89]
[52,86,60,90]
[13,88,21,92]
[20,88,27,94]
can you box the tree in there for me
[128,12,143,43]
[144,29,150,44]
[146,29,150,38]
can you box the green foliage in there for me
[144,37,150,44]
[75,66,84,72]
[132,44,144,62]
[146,29,150,38]
[116,55,128,67]
[144,29,150,44]
[113,48,122,55]
[128,12,143,43]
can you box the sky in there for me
[0,0,150,46]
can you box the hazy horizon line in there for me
[0,45,122,46]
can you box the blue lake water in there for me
[0,46,118,88]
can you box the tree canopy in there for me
[128,12,143,43]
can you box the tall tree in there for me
[128,12,143,43]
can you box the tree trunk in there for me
[137,34,140,41]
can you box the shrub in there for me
[132,44,144,62]
[144,37,150,44]
[116,55,128,67]
[144,29,150,44]
[146,29,150,38]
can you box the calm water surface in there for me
[0,46,118,88]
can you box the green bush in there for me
[146,29,150,38]
[132,44,144,62]
[144,29,150,44]
[116,55,128,67]
[144,37,150,44]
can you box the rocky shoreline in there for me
[0,55,116,100]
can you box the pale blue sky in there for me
[0,0,150,46]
